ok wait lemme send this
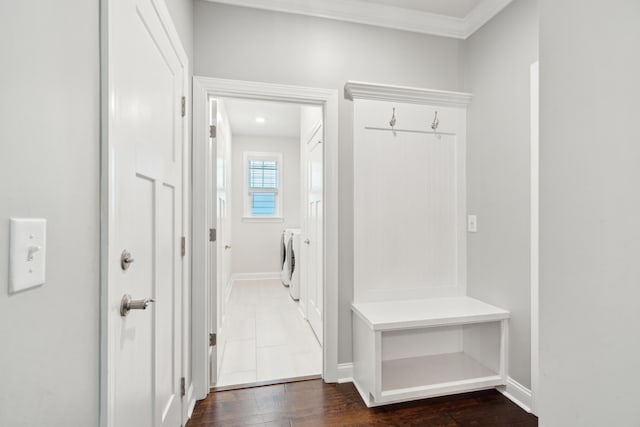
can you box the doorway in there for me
[191,77,339,399]
[211,98,323,388]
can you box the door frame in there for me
[99,0,191,425]
[192,76,339,399]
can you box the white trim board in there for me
[204,0,513,40]
[337,366,532,414]
[498,377,533,413]
[192,76,340,402]
[186,384,197,419]
[530,61,540,416]
[336,363,354,384]
[345,81,473,107]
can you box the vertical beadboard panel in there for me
[353,99,467,302]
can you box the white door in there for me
[208,100,218,385]
[214,192,227,382]
[107,0,184,426]
[304,112,324,344]
[207,99,231,386]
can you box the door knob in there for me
[120,294,155,317]
[120,250,135,270]
[224,245,231,250]
[304,239,310,245]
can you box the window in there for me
[244,152,283,219]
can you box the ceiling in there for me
[223,98,301,138]
[205,0,513,39]
[361,0,480,19]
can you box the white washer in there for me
[280,229,290,286]
[281,228,300,287]
[288,230,301,301]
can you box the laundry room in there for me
[212,97,323,388]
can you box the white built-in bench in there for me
[351,297,510,407]
[346,82,509,407]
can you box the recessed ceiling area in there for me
[205,0,513,39]
[223,98,301,138]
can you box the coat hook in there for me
[389,108,397,136]
[431,111,439,131]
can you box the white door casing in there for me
[191,77,340,399]
[530,61,539,415]
[102,0,189,426]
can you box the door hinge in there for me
[209,228,216,242]
[209,333,217,347]
[180,377,185,397]
[209,125,217,139]
[181,96,186,117]
[181,236,186,257]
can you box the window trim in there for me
[243,151,284,219]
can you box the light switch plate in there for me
[9,218,47,293]
[467,215,478,233]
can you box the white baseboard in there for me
[231,272,281,281]
[338,364,531,413]
[498,377,532,413]
[187,396,196,418]
[186,384,197,421]
[336,363,353,383]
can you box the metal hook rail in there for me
[365,126,455,136]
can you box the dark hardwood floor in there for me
[187,379,538,427]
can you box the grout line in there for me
[224,278,321,386]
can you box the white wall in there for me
[539,0,640,425]
[194,1,463,363]
[164,0,194,63]
[0,1,100,425]
[463,0,538,389]
[231,136,301,275]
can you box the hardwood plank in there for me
[186,379,537,427]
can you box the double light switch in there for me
[9,218,47,293]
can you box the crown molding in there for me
[344,81,473,108]
[464,0,513,36]
[206,0,512,39]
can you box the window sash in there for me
[248,160,279,190]
[244,151,283,218]
[250,192,277,216]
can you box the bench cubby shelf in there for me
[352,297,509,407]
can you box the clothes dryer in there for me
[288,230,301,301]
[280,229,289,286]
[281,229,292,287]
[280,228,300,287]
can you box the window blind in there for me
[248,160,278,189]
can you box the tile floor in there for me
[216,279,322,387]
